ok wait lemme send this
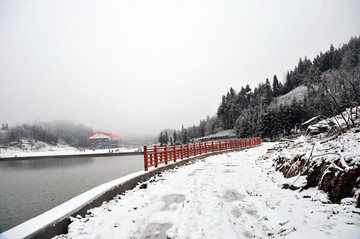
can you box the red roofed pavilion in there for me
[87,131,122,149]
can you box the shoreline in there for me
[0,148,234,239]
[0,151,143,161]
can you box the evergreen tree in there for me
[158,36,360,142]
[259,111,273,140]
[199,120,206,137]
[272,75,280,97]
[182,129,188,144]
[263,78,272,104]
[158,131,165,146]
[165,131,169,145]
[173,130,177,144]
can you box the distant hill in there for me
[157,35,360,143]
[0,121,93,149]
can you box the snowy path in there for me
[56,144,360,239]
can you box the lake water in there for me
[0,154,144,233]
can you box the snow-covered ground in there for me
[0,140,140,159]
[194,129,236,141]
[49,143,359,239]
[271,85,307,107]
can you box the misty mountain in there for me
[0,120,93,148]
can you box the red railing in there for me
[143,137,261,171]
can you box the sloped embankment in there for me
[270,109,360,206]
[274,149,360,206]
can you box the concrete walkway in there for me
[54,143,360,239]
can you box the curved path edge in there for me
[1,148,245,239]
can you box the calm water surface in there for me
[0,154,143,233]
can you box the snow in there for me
[277,107,360,169]
[305,107,360,136]
[194,129,236,141]
[301,116,320,126]
[272,85,308,107]
[43,143,359,239]
[2,110,359,239]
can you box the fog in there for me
[0,0,359,138]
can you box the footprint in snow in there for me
[162,194,186,211]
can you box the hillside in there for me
[0,121,93,150]
[266,107,360,206]
[157,36,360,144]
[0,139,81,158]
[271,85,307,107]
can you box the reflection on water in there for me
[0,157,92,171]
[0,155,143,233]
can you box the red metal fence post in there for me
[199,142,202,155]
[164,145,168,165]
[181,144,184,159]
[204,142,207,154]
[212,141,214,152]
[154,145,158,168]
[187,143,190,158]
[144,146,148,171]
[219,140,221,151]
[173,144,177,162]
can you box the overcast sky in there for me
[0,0,359,138]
